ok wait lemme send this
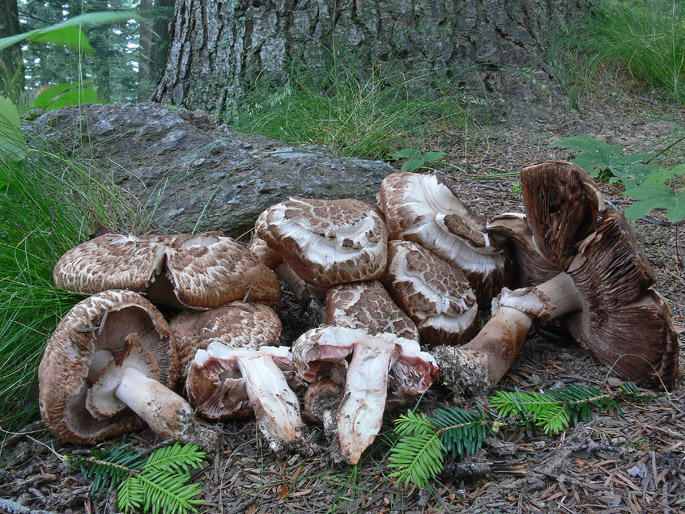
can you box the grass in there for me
[227,54,488,161]
[578,0,685,103]
[0,135,148,435]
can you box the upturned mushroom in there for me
[377,172,509,300]
[292,326,438,464]
[433,162,679,397]
[39,290,216,447]
[255,197,388,295]
[186,343,305,451]
[54,232,281,309]
[383,240,478,346]
[169,301,282,375]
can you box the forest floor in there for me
[1,86,684,514]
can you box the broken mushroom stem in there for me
[436,272,583,395]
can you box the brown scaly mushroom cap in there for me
[377,172,509,300]
[255,197,388,290]
[39,290,216,446]
[54,232,281,310]
[169,301,282,375]
[434,162,679,396]
[292,326,438,464]
[325,281,419,341]
[248,233,311,301]
[383,240,478,346]
[186,343,305,452]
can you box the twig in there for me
[0,499,61,514]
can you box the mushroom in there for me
[248,233,311,301]
[377,171,509,300]
[169,301,282,375]
[292,326,438,464]
[254,197,388,295]
[325,281,419,341]
[382,240,478,346]
[186,343,304,451]
[434,162,679,397]
[38,290,216,446]
[53,232,281,309]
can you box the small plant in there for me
[388,382,664,488]
[390,149,447,172]
[551,135,658,189]
[75,442,206,514]
[623,164,685,224]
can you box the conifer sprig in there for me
[388,382,665,488]
[73,442,206,514]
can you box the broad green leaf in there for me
[624,182,685,222]
[422,151,446,162]
[551,136,623,154]
[643,164,685,183]
[32,83,80,109]
[390,148,421,160]
[0,11,138,52]
[0,96,27,162]
[401,153,425,172]
[42,87,101,111]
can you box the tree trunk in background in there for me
[152,0,590,115]
[0,0,23,100]
[138,0,174,101]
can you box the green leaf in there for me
[422,151,446,162]
[388,432,445,488]
[0,96,27,162]
[390,148,421,160]
[401,153,426,172]
[0,11,139,53]
[643,164,685,183]
[625,182,685,223]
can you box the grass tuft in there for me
[582,0,685,103]
[0,135,148,435]
[227,54,487,160]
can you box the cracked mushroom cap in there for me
[377,172,509,300]
[169,301,282,375]
[54,232,281,310]
[383,240,478,347]
[38,290,178,444]
[325,281,419,341]
[255,197,388,288]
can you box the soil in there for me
[1,85,684,514]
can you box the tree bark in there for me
[153,0,590,114]
[138,0,174,101]
[0,0,23,100]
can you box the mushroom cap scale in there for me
[383,240,478,346]
[255,197,388,288]
[39,290,178,444]
[377,172,509,299]
[169,301,282,375]
[325,281,419,341]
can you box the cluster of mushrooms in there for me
[38,161,679,465]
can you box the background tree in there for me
[0,0,23,99]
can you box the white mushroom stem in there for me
[337,340,397,465]
[436,272,583,394]
[115,367,194,440]
[237,354,303,444]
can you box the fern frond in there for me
[118,475,144,513]
[138,470,204,514]
[143,443,206,475]
[388,431,445,488]
[429,407,489,458]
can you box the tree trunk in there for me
[0,0,23,101]
[153,0,589,115]
[138,0,174,101]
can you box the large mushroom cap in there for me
[170,301,282,375]
[54,232,281,310]
[255,197,388,288]
[377,172,509,300]
[383,240,478,346]
[38,290,178,444]
[325,281,419,341]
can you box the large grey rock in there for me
[33,103,394,237]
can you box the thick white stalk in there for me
[115,367,193,440]
[536,272,583,318]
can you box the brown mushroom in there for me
[434,162,679,396]
[377,172,509,300]
[254,197,388,293]
[54,232,281,309]
[186,343,304,451]
[169,301,282,375]
[292,326,438,464]
[325,281,419,341]
[382,240,478,346]
[38,290,216,446]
